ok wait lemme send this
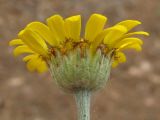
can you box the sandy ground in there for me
[0,0,160,120]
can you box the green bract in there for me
[50,50,111,92]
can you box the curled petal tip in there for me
[145,32,150,36]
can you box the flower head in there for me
[9,14,148,72]
[9,14,149,92]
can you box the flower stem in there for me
[74,90,91,120]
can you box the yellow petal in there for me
[18,29,48,57]
[9,39,24,46]
[118,43,142,51]
[26,56,48,73]
[27,22,58,46]
[23,54,38,62]
[85,14,107,42]
[112,52,126,67]
[128,44,142,51]
[116,20,141,31]
[13,45,34,56]
[65,15,81,42]
[103,25,127,48]
[115,37,143,49]
[90,33,104,55]
[47,15,65,44]
[90,25,126,55]
[121,31,149,39]
[112,60,119,68]
[26,56,38,72]
[92,26,117,45]
[92,25,129,46]
[37,60,48,73]
[116,52,126,63]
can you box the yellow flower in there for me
[9,13,149,73]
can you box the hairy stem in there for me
[74,90,91,120]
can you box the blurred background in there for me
[0,0,160,120]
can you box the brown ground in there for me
[0,0,160,120]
